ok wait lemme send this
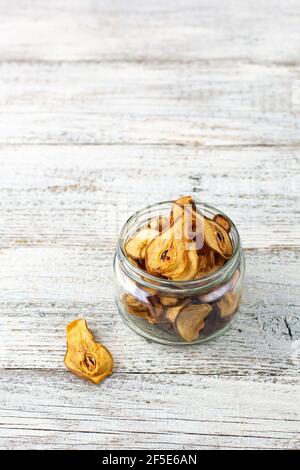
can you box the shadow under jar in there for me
[114,200,245,346]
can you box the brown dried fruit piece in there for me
[125,228,158,260]
[218,292,240,318]
[213,214,232,233]
[148,216,169,233]
[122,294,153,321]
[64,319,113,384]
[159,295,178,307]
[175,304,212,342]
[145,219,187,278]
[170,196,195,225]
[204,219,233,259]
[172,244,200,281]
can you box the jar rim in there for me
[116,199,242,294]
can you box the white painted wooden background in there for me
[0,0,299,450]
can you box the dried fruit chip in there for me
[165,301,189,325]
[123,294,148,312]
[213,214,232,233]
[64,319,113,384]
[125,228,159,260]
[204,219,233,259]
[159,295,179,307]
[148,216,169,233]
[171,244,200,281]
[175,304,212,342]
[218,292,240,318]
[145,220,187,278]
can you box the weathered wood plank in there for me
[0,145,299,249]
[0,62,300,145]
[1,0,300,64]
[0,370,299,449]
[0,247,299,376]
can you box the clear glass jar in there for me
[114,200,245,346]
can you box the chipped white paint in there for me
[0,0,299,450]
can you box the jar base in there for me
[115,298,235,346]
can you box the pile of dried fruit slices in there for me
[125,196,233,281]
[122,196,240,342]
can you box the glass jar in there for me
[114,200,245,345]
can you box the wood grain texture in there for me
[0,145,299,248]
[1,0,300,64]
[0,61,300,145]
[0,0,300,450]
[1,371,299,450]
[0,247,299,376]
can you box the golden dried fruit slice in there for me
[171,244,200,281]
[213,214,232,233]
[165,301,189,324]
[171,196,195,224]
[148,216,169,233]
[175,304,212,342]
[64,319,113,384]
[125,228,159,260]
[218,292,240,318]
[123,294,148,312]
[204,219,233,259]
[145,220,187,278]
[159,295,179,307]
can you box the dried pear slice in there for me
[64,319,113,384]
[148,216,169,233]
[171,245,200,281]
[165,301,189,324]
[123,294,148,312]
[204,219,233,259]
[218,292,240,318]
[159,295,178,307]
[125,228,158,260]
[213,214,232,233]
[145,220,187,277]
[175,304,212,342]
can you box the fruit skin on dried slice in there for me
[204,219,233,259]
[175,303,212,342]
[64,319,113,384]
[125,228,159,260]
[213,214,232,233]
[145,220,187,278]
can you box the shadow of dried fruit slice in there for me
[64,319,113,384]
[204,219,233,259]
[125,228,159,259]
[218,291,240,318]
[213,214,232,233]
[175,304,212,342]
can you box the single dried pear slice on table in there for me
[204,219,233,259]
[125,228,158,260]
[64,319,113,384]
[175,304,212,342]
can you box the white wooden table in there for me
[0,0,299,450]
